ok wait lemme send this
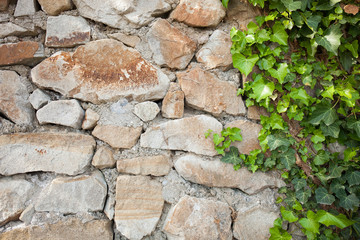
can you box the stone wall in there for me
[0,0,285,239]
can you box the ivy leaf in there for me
[311,129,325,144]
[280,0,302,11]
[339,193,360,211]
[249,79,275,102]
[249,0,266,8]
[306,15,322,31]
[315,24,342,55]
[308,104,338,126]
[328,163,346,179]
[221,146,243,165]
[256,29,271,43]
[296,188,311,204]
[345,171,360,186]
[213,133,224,146]
[281,206,299,223]
[266,134,291,151]
[289,88,312,106]
[345,40,359,58]
[316,210,355,229]
[280,148,296,170]
[347,118,360,138]
[321,86,335,100]
[233,53,259,77]
[292,178,307,191]
[314,150,330,165]
[221,0,229,8]
[270,22,288,46]
[299,210,320,234]
[344,148,357,162]
[268,63,288,84]
[247,22,259,34]
[330,181,347,199]
[269,226,292,240]
[315,187,335,205]
[257,55,276,70]
[320,121,340,138]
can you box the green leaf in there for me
[289,88,312,106]
[221,0,229,8]
[281,206,299,223]
[280,148,296,170]
[347,118,360,138]
[311,129,325,144]
[316,210,355,229]
[329,163,346,179]
[213,133,224,146]
[292,178,306,191]
[249,79,275,102]
[269,226,292,240]
[256,29,270,43]
[330,181,347,199]
[345,171,360,186]
[249,0,265,8]
[306,15,322,31]
[345,40,359,58]
[296,188,312,204]
[314,150,330,165]
[266,134,291,151]
[268,63,288,84]
[344,148,357,162]
[233,53,259,77]
[247,22,259,34]
[308,104,338,126]
[315,187,335,205]
[339,193,360,211]
[321,86,335,100]
[281,0,302,11]
[270,22,288,46]
[299,210,320,234]
[315,24,342,55]
[320,121,340,138]
[257,55,276,70]
[221,147,243,165]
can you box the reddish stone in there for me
[0,42,45,66]
[161,83,184,119]
[0,0,9,11]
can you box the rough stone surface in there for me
[0,218,113,240]
[115,175,164,240]
[225,0,261,31]
[36,99,85,129]
[0,133,96,176]
[31,39,170,104]
[171,0,226,27]
[92,124,142,149]
[29,89,51,110]
[19,204,35,224]
[0,70,34,125]
[35,170,107,213]
[196,30,232,70]
[82,108,100,130]
[178,67,246,116]
[108,32,140,48]
[91,146,115,169]
[163,195,233,240]
[233,207,279,240]
[225,120,262,155]
[117,154,171,176]
[104,195,115,220]
[38,0,73,15]
[161,82,184,119]
[45,15,90,47]
[0,42,45,66]
[0,178,35,226]
[0,0,9,11]
[147,19,196,70]
[247,105,270,120]
[140,115,222,156]
[14,0,37,17]
[0,22,35,38]
[133,101,160,122]
[174,154,285,195]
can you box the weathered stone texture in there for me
[178,67,246,116]
[0,0,9,11]
[163,195,232,240]
[0,133,95,176]
[108,32,140,48]
[0,42,45,66]
[115,175,164,240]
[45,15,90,47]
[161,82,184,119]
[0,22,35,38]
[14,0,37,17]
[82,108,100,130]
[38,0,73,15]
[133,101,160,122]
[0,70,34,125]
[31,39,170,104]
[247,105,270,120]
[91,146,115,169]
[140,115,222,156]
[29,89,51,110]
[171,0,226,27]
[225,0,261,31]
[117,155,171,176]
[147,19,196,70]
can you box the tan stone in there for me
[0,0,9,11]
[171,0,226,27]
[108,33,141,48]
[0,23,35,38]
[92,124,142,149]
[225,120,262,154]
[117,154,171,176]
[163,195,232,240]
[247,105,270,120]
[82,108,100,130]
[0,133,95,176]
[115,175,164,240]
[140,115,222,156]
[0,42,45,66]
[161,82,184,119]
[92,146,115,169]
[147,19,196,70]
[31,39,170,104]
[0,218,113,240]
[38,0,72,15]
[178,67,246,116]
[225,0,261,31]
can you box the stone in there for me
[38,0,72,15]
[104,195,115,220]
[178,67,246,116]
[0,218,113,240]
[0,42,45,66]
[115,175,164,240]
[225,120,262,155]
[161,82,184,119]
[108,32,140,48]
[92,124,142,149]
[35,170,107,213]
[247,105,270,120]
[36,99,85,129]
[45,15,90,47]
[170,0,226,27]
[174,154,285,195]
[133,101,160,122]
[0,178,35,226]
[140,115,222,156]
[19,204,35,224]
[0,132,95,176]
[29,89,51,110]
[225,0,261,31]
[117,154,171,176]
[163,195,232,240]
[0,22,35,38]
[14,0,37,17]
[233,207,279,240]
[91,146,115,169]
[147,19,196,69]
[0,70,34,125]
[31,39,170,104]
[82,108,100,130]
[0,0,9,11]
[196,30,232,70]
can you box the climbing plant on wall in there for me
[210,0,360,239]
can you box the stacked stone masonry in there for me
[0,0,287,239]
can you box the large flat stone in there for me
[0,42,45,66]
[140,115,222,156]
[0,133,95,176]
[31,39,170,104]
[117,154,171,176]
[14,0,37,17]
[163,195,232,240]
[178,67,246,116]
[115,175,164,240]
[0,22,35,38]
[38,0,73,15]
[174,154,285,195]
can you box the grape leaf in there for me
[299,210,320,234]
[339,193,360,211]
[280,148,296,170]
[268,63,288,84]
[316,210,355,229]
[308,104,338,126]
[270,22,288,45]
[281,206,299,223]
[315,24,342,55]
[221,146,243,165]
[266,134,291,151]
[233,53,259,77]
[315,187,335,205]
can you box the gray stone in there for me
[36,99,85,129]
[14,0,37,17]
[108,32,140,48]
[133,101,160,122]
[0,132,96,176]
[35,170,107,213]
[117,154,171,176]
[91,146,115,169]
[140,115,222,156]
[104,195,115,220]
[0,22,35,38]
[19,204,35,225]
[29,89,51,110]
[82,108,100,130]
